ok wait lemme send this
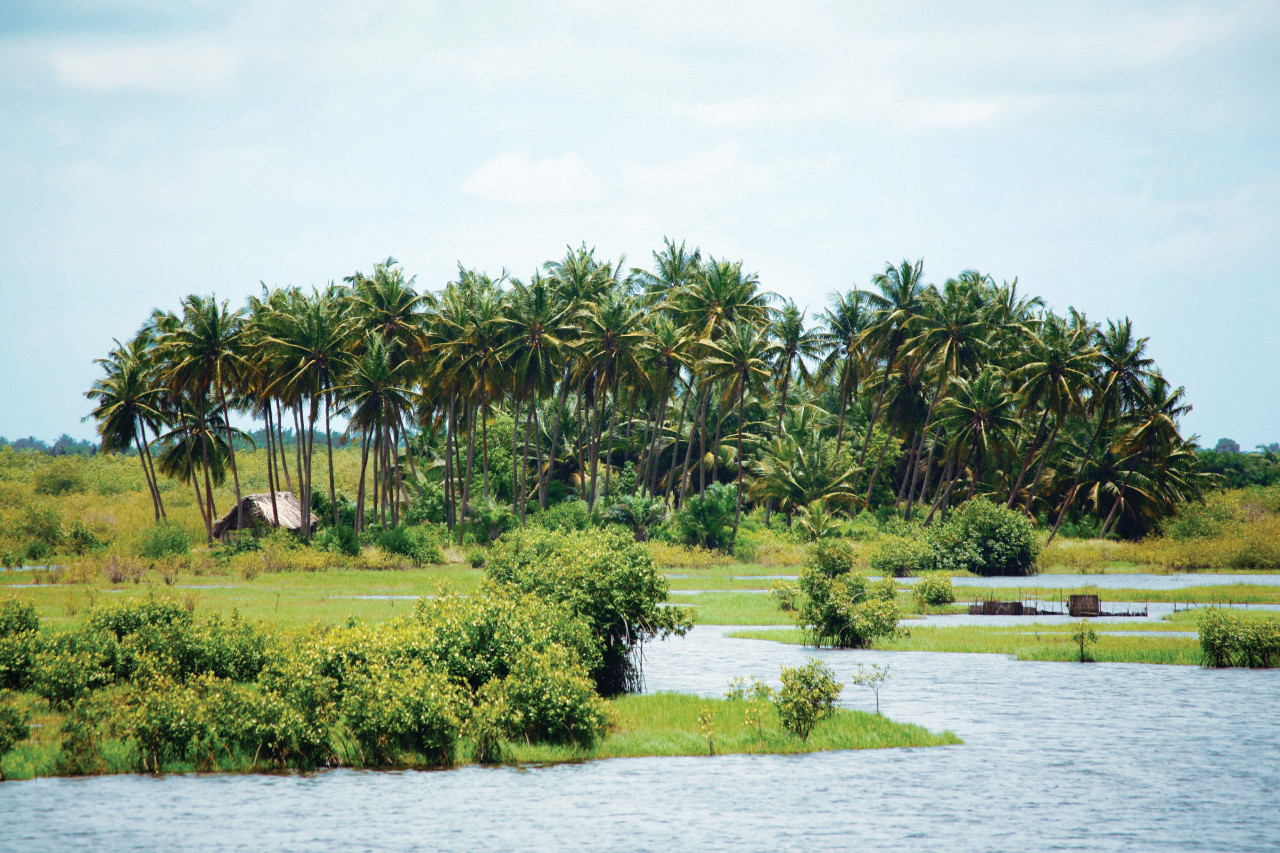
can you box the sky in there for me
[0,0,1276,448]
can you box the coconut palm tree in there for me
[86,337,168,521]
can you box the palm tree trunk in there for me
[575,384,589,501]
[600,375,622,504]
[924,458,954,525]
[140,423,166,521]
[325,391,337,526]
[186,429,209,538]
[293,403,305,502]
[218,385,243,529]
[304,398,318,542]
[444,397,456,531]
[588,378,605,507]
[833,357,853,455]
[521,402,535,523]
[1023,423,1060,517]
[197,397,215,544]
[356,423,370,534]
[732,381,747,543]
[646,373,673,497]
[896,432,919,505]
[711,390,725,486]
[392,418,405,526]
[512,394,524,512]
[1049,413,1109,545]
[852,355,896,492]
[462,399,477,518]
[1007,407,1051,509]
[541,366,573,509]
[532,404,544,514]
[275,399,292,495]
[865,427,894,506]
[908,429,940,520]
[133,420,161,522]
[1100,467,1137,537]
[665,377,691,502]
[262,403,280,527]
[681,387,708,506]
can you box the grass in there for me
[666,591,798,625]
[0,691,960,781]
[728,624,1203,665]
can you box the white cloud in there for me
[48,43,242,93]
[460,152,604,204]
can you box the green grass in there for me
[0,691,960,781]
[1,565,484,630]
[666,591,798,625]
[728,624,1203,665]
[960,584,1280,605]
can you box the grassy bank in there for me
[728,625,1202,665]
[0,691,960,781]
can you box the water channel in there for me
[3,624,1278,851]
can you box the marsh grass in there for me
[0,691,960,780]
[729,625,1202,665]
[665,592,799,626]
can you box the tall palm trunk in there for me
[133,420,162,522]
[275,399,292,495]
[665,377,691,501]
[681,387,709,506]
[521,402,535,523]
[646,373,674,497]
[480,374,491,499]
[512,395,524,513]
[600,375,622,505]
[732,380,747,543]
[197,396,215,544]
[541,366,573,509]
[262,403,280,527]
[852,354,897,492]
[355,423,370,534]
[1007,407,1051,509]
[325,390,337,525]
[303,397,317,542]
[864,425,895,506]
[1023,423,1061,517]
[218,385,242,529]
[444,397,456,531]
[462,399,477,518]
[1049,411,1110,545]
[143,422,167,522]
[902,369,949,515]
[833,357,854,455]
[185,426,209,538]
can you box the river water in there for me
[2,626,1278,852]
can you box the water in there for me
[3,626,1279,851]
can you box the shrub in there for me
[21,504,63,553]
[315,524,360,558]
[535,499,593,533]
[30,630,118,707]
[375,524,445,566]
[0,630,40,691]
[769,580,799,612]
[486,526,691,694]
[869,575,899,603]
[467,548,486,568]
[340,661,465,766]
[644,541,733,570]
[33,458,86,496]
[930,498,1039,577]
[776,658,842,740]
[404,481,447,526]
[796,566,904,649]
[466,497,517,543]
[87,597,190,640]
[675,483,736,551]
[1198,608,1280,668]
[808,538,860,577]
[137,522,191,560]
[0,690,29,759]
[477,646,607,747]
[0,597,38,637]
[870,535,936,578]
[604,494,666,542]
[1161,496,1244,542]
[913,571,956,612]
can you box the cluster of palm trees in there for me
[86,241,1211,547]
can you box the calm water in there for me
[3,625,1279,851]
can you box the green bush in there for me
[808,538,859,578]
[30,631,119,707]
[930,498,1039,577]
[21,505,63,554]
[137,522,191,560]
[87,597,190,640]
[913,571,956,611]
[1199,608,1280,668]
[315,524,360,558]
[0,597,38,637]
[776,658,842,740]
[0,690,29,759]
[404,481,447,525]
[0,631,40,691]
[535,499,593,532]
[486,526,691,694]
[477,646,607,747]
[675,483,736,551]
[340,661,465,766]
[1161,496,1244,542]
[604,494,666,542]
[796,566,903,649]
[870,535,935,577]
[466,497,517,543]
[869,575,899,603]
[33,458,86,496]
[375,524,445,566]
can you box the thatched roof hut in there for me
[212,492,316,543]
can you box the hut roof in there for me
[212,492,315,539]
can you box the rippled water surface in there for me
[3,626,1279,852]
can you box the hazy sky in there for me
[1,1,1276,447]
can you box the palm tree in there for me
[157,295,248,543]
[769,301,823,436]
[817,290,871,454]
[701,321,777,540]
[933,366,1019,509]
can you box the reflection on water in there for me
[2,626,1279,852]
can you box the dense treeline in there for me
[87,242,1212,547]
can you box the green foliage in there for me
[776,658,842,740]
[534,499,593,532]
[476,646,607,747]
[675,483,736,551]
[341,661,465,767]
[869,575,899,603]
[137,522,191,560]
[486,526,692,694]
[466,497,517,543]
[769,580,799,612]
[404,481,447,525]
[849,663,891,715]
[0,597,38,637]
[913,572,956,611]
[1198,608,1280,668]
[315,524,360,557]
[33,457,87,496]
[1161,496,1245,543]
[870,534,935,578]
[0,690,30,759]
[604,494,666,542]
[375,524,445,566]
[930,498,1039,577]
[1071,620,1098,663]
[796,565,904,649]
[0,630,39,691]
[21,504,63,553]
[87,597,190,640]
[808,538,859,577]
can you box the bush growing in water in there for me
[485,526,692,694]
[776,658,842,740]
[1198,608,1280,668]
[870,535,935,578]
[913,572,956,612]
[808,538,860,577]
[0,690,29,763]
[137,522,191,560]
[796,565,904,649]
[930,498,1039,577]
